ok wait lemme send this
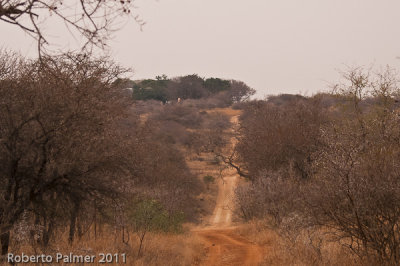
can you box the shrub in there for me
[203,176,215,190]
[128,199,184,256]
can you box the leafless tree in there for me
[235,96,327,179]
[0,51,135,254]
[305,67,400,264]
[234,67,400,265]
[0,0,144,55]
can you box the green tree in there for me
[132,78,170,102]
[132,87,168,103]
[204,78,230,94]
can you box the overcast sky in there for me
[1,0,400,98]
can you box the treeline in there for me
[233,68,400,265]
[116,74,255,105]
[0,52,231,258]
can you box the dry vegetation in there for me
[8,228,206,266]
[0,51,246,265]
[237,220,361,266]
[7,2,400,266]
[2,48,400,266]
[232,67,400,265]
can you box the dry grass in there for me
[205,107,242,117]
[7,229,206,266]
[131,232,206,266]
[236,220,365,266]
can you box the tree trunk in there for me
[93,201,97,240]
[137,232,146,257]
[77,217,83,240]
[1,231,10,256]
[68,201,80,245]
[68,214,76,245]
[42,220,54,247]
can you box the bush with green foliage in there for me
[204,78,230,94]
[132,78,169,102]
[128,199,184,256]
[132,86,167,103]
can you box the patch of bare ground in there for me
[195,228,262,266]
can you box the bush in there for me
[234,67,400,265]
[128,199,185,256]
[203,175,215,190]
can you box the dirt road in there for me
[196,228,262,266]
[210,173,237,227]
[193,115,262,266]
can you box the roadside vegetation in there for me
[233,67,400,265]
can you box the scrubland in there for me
[2,51,400,266]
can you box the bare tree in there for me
[0,52,135,255]
[0,0,144,55]
[305,67,400,264]
[234,67,400,265]
[235,97,327,179]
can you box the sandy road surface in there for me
[193,115,262,266]
[196,229,262,266]
[210,173,237,227]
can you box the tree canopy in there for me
[130,75,255,104]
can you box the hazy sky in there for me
[2,0,400,97]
